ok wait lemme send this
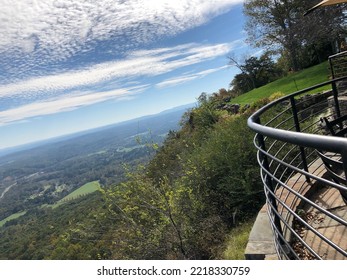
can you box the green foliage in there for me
[0,192,111,259]
[188,103,223,131]
[101,91,265,259]
[0,60,327,259]
[102,172,189,259]
[79,88,266,260]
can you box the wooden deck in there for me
[245,157,347,260]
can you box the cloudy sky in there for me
[0,0,252,150]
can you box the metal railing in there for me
[329,50,347,79]
[247,74,347,259]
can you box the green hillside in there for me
[232,61,330,105]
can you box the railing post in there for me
[341,150,347,187]
[329,56,335,79]
[329,52,342,118]
[255,118,284,243]
[332,81,341,118]
[289,96,310,182]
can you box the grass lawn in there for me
[0,211,27,227]
[232,61,331,105]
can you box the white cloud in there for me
[156,65,228,88]
[0,43,233,98]
[0,41,236,124]
[157,75,200,88]
[0,86,148,125]
[0,0,245,125]
[0,0,243,62]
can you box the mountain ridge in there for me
[0,103,195,158]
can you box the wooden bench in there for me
[316,150,347,204]
[321,114,347,137]
[316,115,347,204]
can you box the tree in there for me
[300,4,347,65]
[231,72,254,95]
[244,0,346,71]
[102,169,190,259]
[229,53,282,94]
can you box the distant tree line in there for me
[229,52,283,96]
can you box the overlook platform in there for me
[246,51,347,260]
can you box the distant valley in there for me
[0,104,193,224]
[0,103,194,158]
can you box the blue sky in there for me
[0,0,255,150]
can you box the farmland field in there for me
[0,211,27,227]
[52,181,102,209]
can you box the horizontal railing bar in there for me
[261,175,322,259]
[249,76,347,126]
[258,153,344,223]
[264,106,293,127]
[256,140,347,194]
[263,192,322,259]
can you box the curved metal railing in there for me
[247,76,347,259]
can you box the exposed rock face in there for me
[336,80,347,95]
[222,104,240,114]
[294,91,332,120]
[215,101,240,115]
[328,95,347,117]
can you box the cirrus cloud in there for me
[0,85,148,125]
[156,65,229,88]
[0,41,236,124]
[0,0,245,126]
[0,42,233,101]
[0,0,243,82]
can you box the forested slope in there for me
[106,98,265,259]
[0,91,266,259]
